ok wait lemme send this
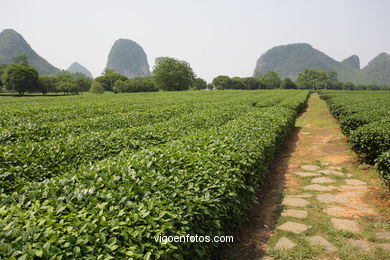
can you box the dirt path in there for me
[214,94,390,260]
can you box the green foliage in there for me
[0,64,6,88]
[0,29,59,74]
[253,43,390,86]
[212,76,262,90]
[261,71,281,89]
[106,39,150,78]
[375,151,390,189]
[95,72,127,91]
[73,73,92,92]
[152,57,195,91]
[349,119,390,162]
[89,82,105,94]
[113,77,157,93]
[1,63,39,95]
[0,90,309,258]
[296,68,329,89]
[319,90,390,188]
[280,78,297,89]
[38,75,57,95]
[192,78,207,90]
[212,75,231,90]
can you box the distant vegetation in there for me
[67,62,93,78]
[0,54,91,95]
[1,52,389,96]
[212,69,389,91]
[0,29,59,74]
[254,43,390,86]
[106,39,150,78]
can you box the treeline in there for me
[1,55,389,95]
[0,55,91,95]
[212,69,390,91]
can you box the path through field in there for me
[214,94,390,260]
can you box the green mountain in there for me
[67,62,93,78]
[0,29,59,74]
[359,52,390,85]
[106,39,150,78]
[253,43,390,85]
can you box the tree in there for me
[113,79,126,93]
[327,71,338,81]
[57,81,79,95]
[113,77,158,93]
[1,63,39,95]
[94,73,127,91]
[240,77,262,89]
[0,64,7,89]
[296,69,328,89]
[280,78,297,89]
[102,68,115,75]
[212,75,232,90]
[152,57,195,91]
[192,78,207,90]
[342,81,355,90]
[39,75,57,95]
[261,71,281,89]
[73,73,92,92]
[89,82,105,94]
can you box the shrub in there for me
[89,82,105,94]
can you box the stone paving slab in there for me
[301,165,321,171]
[347,238,372,251]
[345,179,367,186]
[376,231,390,240]
[339,185,367,190]
[281,209,308,219]
[341,190,365,198]
[331,218,360,233]
[307,235,337,252]
[317,194,348,204]
[274,237,296,249]
[277,221,311,234]
[282,197,310,207]
[312,177,336,184]
[294,171,321,177]
[318,169,344,176]
[323,205,346,215]
[303,184,334,191]
[292,193,313,198]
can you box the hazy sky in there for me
[1,0,389,81]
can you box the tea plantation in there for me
[0,90,310,259]
[319,90,390,188]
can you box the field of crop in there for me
[0,90,309,259]
[319,90,390,188]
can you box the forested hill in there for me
[253,43,390,85]
[106,39,150,78]
[0,29,59,75]
[67,62,93,78]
